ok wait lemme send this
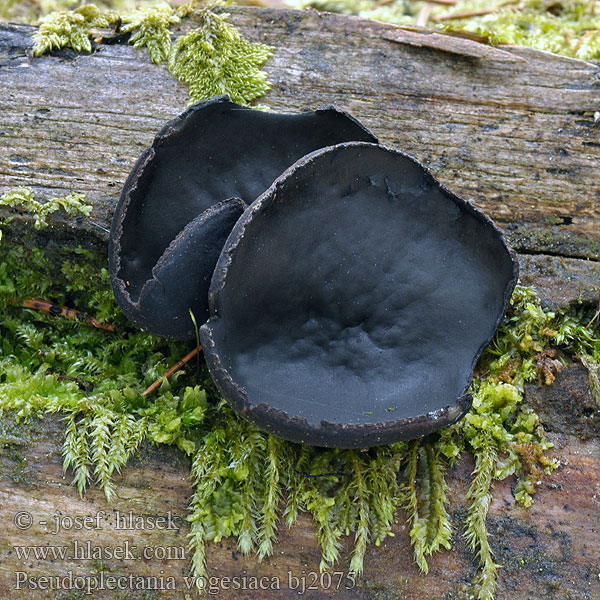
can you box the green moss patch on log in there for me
[1,223,599,599]
[30,2,275,107]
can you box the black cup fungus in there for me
[200,142,519,448]
[109,95,377,339]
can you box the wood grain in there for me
[1,9,600,310]
[0,8,600,599]
[1,9,600,309]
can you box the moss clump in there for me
[0,0,136,24]
[437,0,600,60]
[120,3,180,64]
[13,0,600,63]
[0,239,204,498]
[0,187,92,241]
[32,4,117,56]
[168,6,274,106]
[1,226,598,600]
[30,2,275,107]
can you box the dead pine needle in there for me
[22,298,116,332]
[142,345,202,397]
[433,8,497,21]
[410,0,457,4]
[416,2,434,26]
[574,29,600,56]
[433,3,522,22]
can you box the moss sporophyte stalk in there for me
[1,196,600,599]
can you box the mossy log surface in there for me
[0,6,599,600]
[0,365,598,600]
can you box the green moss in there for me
[32,4,117,56]
[168,6,274,106]
[13,0,600,71]
[289,0,600,60]
[2,227,598,599]
[30,2,275,107]
[0,187,92,241]
[438,0,600,60]
[1,0,134,24]
[120,3,180,64]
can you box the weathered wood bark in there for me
[1,7,600,309]
[0,7,599,600]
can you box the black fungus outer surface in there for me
[108,95,377,339]
[200,142,519,448]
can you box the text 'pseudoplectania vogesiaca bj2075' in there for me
[109,96,518,449]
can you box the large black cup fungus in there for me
[200,142,519,448]
[109,96,377,339]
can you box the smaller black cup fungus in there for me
[109,96,377,339]
[200,143,519,448]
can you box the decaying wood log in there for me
[0,7,599,600]
[1,7,600,309]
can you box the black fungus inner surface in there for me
[117,98,376,301]
[204,144,516,432]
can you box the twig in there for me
[433,8,499,21]
[574,29,600,56]
[142,345,202,397]
[433,3,522,21]
[416,2,434,27]
[376,0,455,5]
[22,298,116,332]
